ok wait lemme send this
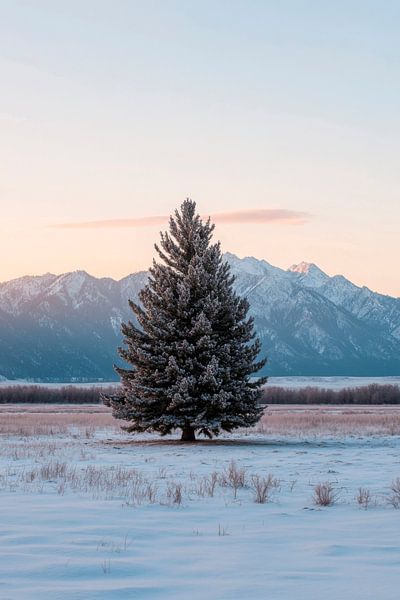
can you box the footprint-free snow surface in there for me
[1,425,400,599]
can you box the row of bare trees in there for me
[0,382,399,405]
[0,385,118,404]
[260,384,400,405]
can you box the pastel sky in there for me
[1,1,399,296]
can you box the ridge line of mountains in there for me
[0,253,399,381]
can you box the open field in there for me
[1,404,400,599]
[1,376,400,389]
[3,403,400,437]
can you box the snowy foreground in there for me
[1,406,400,599]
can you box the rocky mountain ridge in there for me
[0,254,399,380]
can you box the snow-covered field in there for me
[1,405,400,599]
[1,375,400,389]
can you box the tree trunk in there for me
[181,425,196,442]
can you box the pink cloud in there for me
[211,209,310,225]
[52,208,311,229]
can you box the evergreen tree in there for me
[104,199,266,441]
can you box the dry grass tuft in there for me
[196,472,219,498]
[220,461,247,498]
[166,481,183,505]
[40,461,67,480]
[387,478,400,508]
[250,474,279,504]
[356,487,372,509]
[313,482,338,506]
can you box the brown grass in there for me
[387,478,400,508]
[313,482,338,506]
[166,482,183,505]
[220,461,247,498]
[251,474,279,504]
[356,487,372,509]
[258,405,400,436]
[0,404,120,436]
[2,403,400,438]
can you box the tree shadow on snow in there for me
[100,436,379,449]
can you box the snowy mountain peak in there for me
[46,270,109,308]
[289,261,314,274]
[49,270,89,293]
[288,262,329,287]
[224,253,284,277]
[0,254,399,380]
[0,272,58,315]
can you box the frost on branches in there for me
[104,199,266,441]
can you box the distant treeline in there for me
[1,382,400,405]
[0,385,119,404]
[260,384,400,405]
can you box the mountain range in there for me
[0,253,399,381]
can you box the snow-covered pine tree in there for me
[104,199,267,441]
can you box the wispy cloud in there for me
[52,208,311,229]
[211,209,310,225]
[53,215,168,229]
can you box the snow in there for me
[289,261,314,274]
[0,273,57,315]
[1,412,400,599]
[1,254,399,380]
[267,375,400,390]
[1,375,400,390]
[288,262,329,288]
